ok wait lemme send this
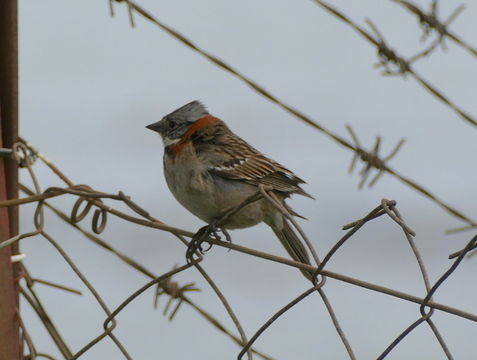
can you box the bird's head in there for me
[146,100,209,146]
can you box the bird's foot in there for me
[186,219,230,262]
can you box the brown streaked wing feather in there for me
[207,129,312,197]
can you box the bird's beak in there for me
[146,120,164,134]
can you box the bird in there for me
[146,100,314,280]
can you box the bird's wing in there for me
[207,133,312,197]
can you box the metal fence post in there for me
[0,0,20,359]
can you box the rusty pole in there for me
[0,0,20,359]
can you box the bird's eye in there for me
[169,121,177,129]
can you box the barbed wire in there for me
[312,0,477,126]
[390,0,477,58]
[1,139,475,358]
[106,0,477,233]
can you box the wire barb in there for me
[153,275,200,321]
[346,125,405,189]
[392,0,476,58]
[365,19,412,76]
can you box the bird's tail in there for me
[269,218,314,281]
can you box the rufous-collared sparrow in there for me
[146,101,313,279]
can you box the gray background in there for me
[19,0,476,359]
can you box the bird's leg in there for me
[186,226,210,261]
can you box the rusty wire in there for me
[19,184,272,360]
[9,143,133,359]
[257,186,356,359]
[210,234,477,321]
[449,241,477,260]
[378,233,477,359]
[11,142,272,360]
[237,197,473,359]
[377,200,451,359]
[19,285,72,359]
[0,140,474,359]
[186,184,356,359]
[27,183,256,358]
[18,311,38,359]
[107,0,477,232]
[22,144,344,359]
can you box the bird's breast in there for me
[162,145,266,228]
[163,145,219,222]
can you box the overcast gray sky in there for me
[18,0,476,359]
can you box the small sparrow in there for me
[147,101,313,279]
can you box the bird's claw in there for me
[186,220,231,262]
